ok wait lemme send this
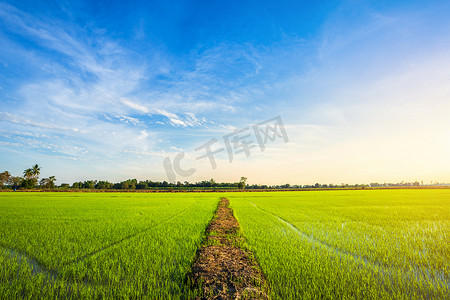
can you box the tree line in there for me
[69,177,249,190]
[0,166,433,191]
[0,165,56,190]
[0,168,249,190]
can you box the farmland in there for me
[0,192,218,299]
[227,190,450,299]
[1,189,449,299]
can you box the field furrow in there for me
[228,190,450,299]
[0,193,218,299]
[248,199,450,292]
[1,190,449,299]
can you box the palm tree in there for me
[32,164,40,179]
[23,168,33,179]
[48,176,56,188]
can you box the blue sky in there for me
[1,0,449,184]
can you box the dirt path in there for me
[189,198,269,299]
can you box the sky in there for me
[0,0,449,185]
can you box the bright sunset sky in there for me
[0,1,449,184]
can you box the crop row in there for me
[0,193,218,299]
[227,190,450,299]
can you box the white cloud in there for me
[112,114,144,126]
[121,99,150,113]
[1,2,449,184]
[220,124,237,131]
[0,112,85,133]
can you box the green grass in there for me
[0,192,218,299]
[1,190,449,299]
[227,189,450,299]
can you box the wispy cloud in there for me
[0,3,224,167]
[1,1,449,184]
[0,112,85,133]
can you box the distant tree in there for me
[32,164,40,180]
[83,180,96,189]
[129,179,137,189]
[72,182,83,189]
[23,165,39,188]
[9,176,22,190]
[23,168,33,179]
[95,180,112,189]
[48,176,56,187]
[60,183,70,188]
[120,181,129,189]
[136,181,148,190]
[39,178,47,187]
[209,178,216,187]
[22,178,37,189]
[0,171,11,187]
[238,177,247,189]
[40,176,56,188]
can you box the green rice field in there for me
[227,190,450,299]
[1,190,449,299]
[0,193,218,299]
